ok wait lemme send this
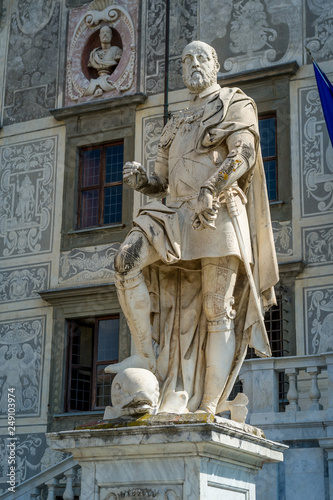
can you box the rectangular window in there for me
[246,288,289,409]
[246,288,289,359]
[78,141,124,229]
[231,288,289,408]
[66,316,119,411]
[259,114,278,201]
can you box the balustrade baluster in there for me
[306,367,323,410]
[30,487,40,500]
[285,368,300,412]
[46,477,58,500]
[63,468,75,500]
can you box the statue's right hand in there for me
[123,161,148,190]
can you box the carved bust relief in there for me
[66,0,138,104]
[86,24,123,96]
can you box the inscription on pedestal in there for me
[102,485,181,500]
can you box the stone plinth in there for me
[47,415,286,500]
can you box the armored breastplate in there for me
[168,112,222,199]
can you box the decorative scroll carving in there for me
[145,0,197,94]
[305,0,333,62]
[223,0,282,72]
[301,87,333,217]
[3,1,60,124]
[0,433,46,493]
[229,0,277,55]
[40,446,67,471]
[272,220,293,257]
[307,287,333,354]
[201,0,301,75]
[59,243,120,284]
[0,137,56,258]
[66,0,137,103]
[0,263,49,303]
[304,224,333,265]
[16,0,56,35]
[0,317,45,416]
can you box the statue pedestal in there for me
[47,415,286,500]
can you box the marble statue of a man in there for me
[88,25,122,76]
[85,25,122,97]
[106,41,278,416]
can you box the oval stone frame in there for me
[67,1,136,101]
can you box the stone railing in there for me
[0,456,80,500]
[239,352,333,427]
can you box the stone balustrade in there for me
[0,456,80,500]
[239,352,333,428]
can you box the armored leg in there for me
[106,231,159,374]
[199,255,239,414]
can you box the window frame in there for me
[65,314,119,412]
[77,140,124,230]
[258,112,278,202]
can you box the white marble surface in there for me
[48,417,285,500]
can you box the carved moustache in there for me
[191,69,205,78]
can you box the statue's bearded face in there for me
[182,42,219,93]
[100,26,112,44]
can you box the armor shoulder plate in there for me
[159,112,183,149]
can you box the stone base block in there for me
[47,415,286,499]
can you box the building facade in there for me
[0,0,332,498]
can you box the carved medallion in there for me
[66,0,137,103]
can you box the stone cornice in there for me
[218,61,299,87]
[39,282,115,304]
[50,93,147,121]
[278,260,305,277]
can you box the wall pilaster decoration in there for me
[200,0,301,75]
[305,286,333,355]
[0,316,45,417]
[0,263,50,303]
[144,0,197,94]
[0,433,47,494]
[303,224,333,266]
[300,86,333,218]
[0,137,57,258]
[272,220,293,258]
[59,243,120,284]
[66,0,138,105]
[138,115,164,207]
[305,0,333,62]
[3,0,60,124]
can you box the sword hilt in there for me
[224,188,239,218]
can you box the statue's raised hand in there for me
[123,161,148,190]
[192,187,220,230]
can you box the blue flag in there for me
[313,60,333,147]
